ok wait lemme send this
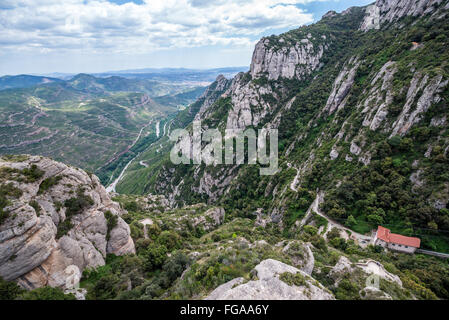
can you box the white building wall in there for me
[387,243,417,254]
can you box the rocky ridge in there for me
[0,155,135,290]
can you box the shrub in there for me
[38,176,62,194]
[157,231,181,251]
[64,189,94,218]
[0,277,25,300]
[56,188,94,239]
[29,200,41,216]
[327,228,341,240]
[279,272,306,287]
[329,237,347,250]
[303,225,318,236]
[345,215,356,227]
[162,252,190,283]
[0,183,23,225]
[104,211,118,241]
[18,287,76,300]
[142,245,168,272]
[21,164,44,183]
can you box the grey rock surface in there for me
[0,155,135,289]
[205,259,334,300]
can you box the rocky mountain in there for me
[2,0,449,301]
[120,0,449,253]
[0,155,134,290]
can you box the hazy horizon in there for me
[0,0,372,76]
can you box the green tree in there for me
[18,287,76,300]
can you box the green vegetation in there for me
[279,272,306,287]
[0,183,23,224]
[17,287,76,300]
[56,188,94,239]
[73,194,449,300]
[38,176,62,194]
[104,211,118,241]
[0,277,25,300]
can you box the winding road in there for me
[288,162,373,246]
[105,122,151,193]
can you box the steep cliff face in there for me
[361,0,447,31]
[195,75,232,121]
[0,155,135,289]
[250,36,328,81]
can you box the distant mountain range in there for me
[13,67,249,83]
[0,71,208,176]
[0,75,63,90]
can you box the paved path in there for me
[139,161,148,168]
[156,121,160,138]
[297,189,373,247]
[416,249,449,259]
[287,162,300,192]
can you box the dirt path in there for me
[287,162,300,192]
[297,189,373,246]
[139,161,149,168]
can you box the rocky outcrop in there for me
[323,57,360,115]
[224,73,278,130]
[391,73,448,136]
[360,4,381,31]
[282,241,315,275]
[361,0,445,31]
[328,256,354,284]
[194,75,232,121]
[250,36,328,81]
[360,61,397,131]
[0,155,135,290]
[190,207,225,232]
[205,259,334,300]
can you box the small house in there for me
[374,226,420,254]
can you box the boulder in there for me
[205,259,334,300]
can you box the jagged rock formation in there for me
[360,0,446,31]
[205,259,334,300]
[250,36,327,81]
[194,75,232,121]
[0,155,135,289]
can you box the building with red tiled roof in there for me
[374,226,421,254]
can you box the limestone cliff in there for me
[0,155,135,290]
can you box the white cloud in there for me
[0,0,319,54]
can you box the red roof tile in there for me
[376,226,390,242]
[376,226,420,248]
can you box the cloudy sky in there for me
[0,0,373,75]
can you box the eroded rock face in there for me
[391,74,448,137]
[250,37,327,81]
[225,73,278,130]
[361,0,444,31]
[328,256,354,284]
[194,75,232,121]
[282,241,315,275]
[0,155,135,289]
[205,259,334,300]
[324,56,361,115]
